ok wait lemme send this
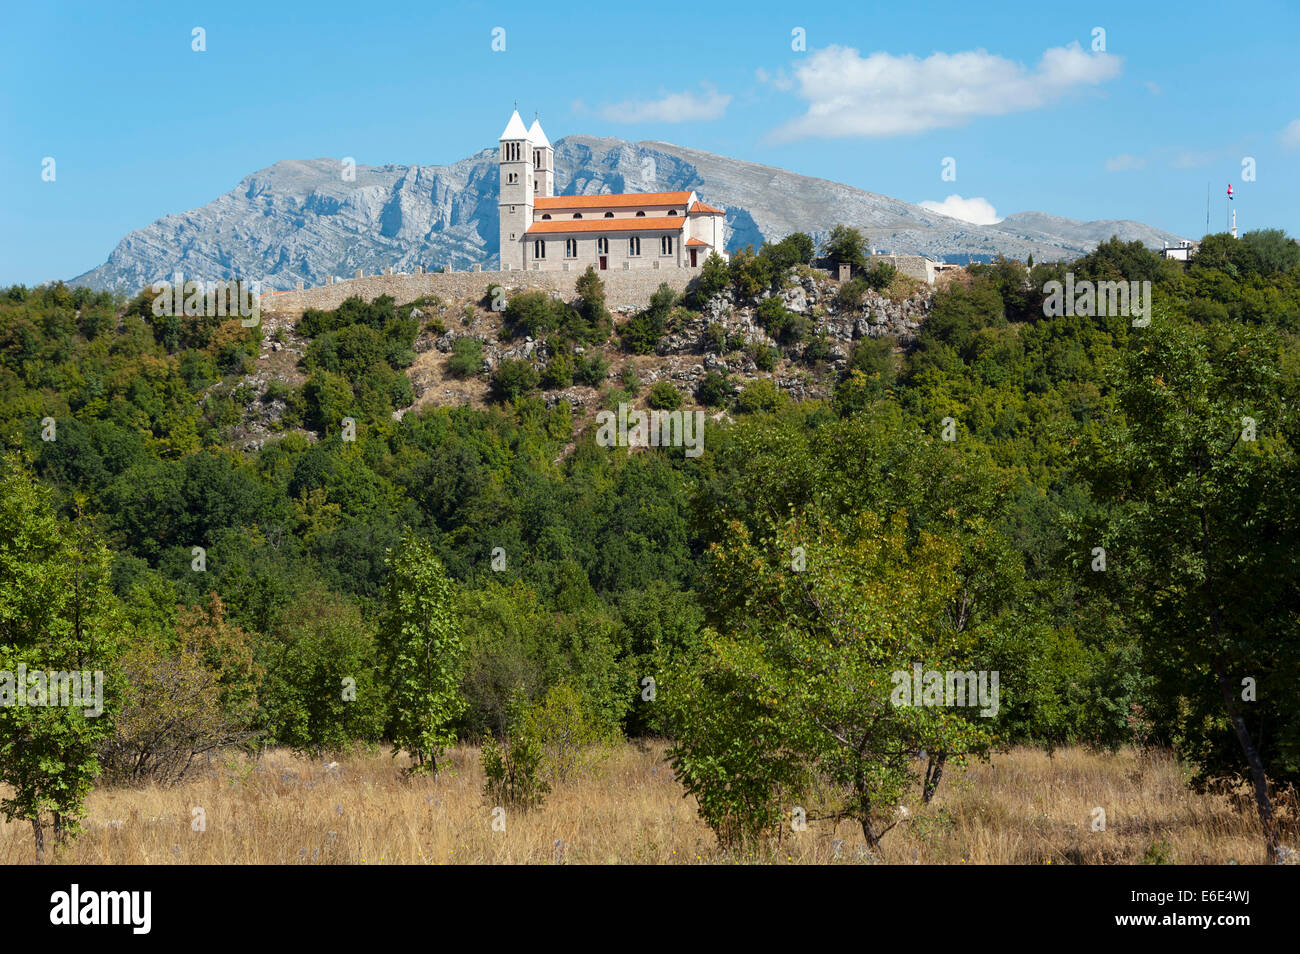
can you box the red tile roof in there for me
[689,201,725,215]
[685,237,710,246]
[526,217,686,234]
[534,191,694,210]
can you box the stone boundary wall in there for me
[261,267,701,316]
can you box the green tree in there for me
[378,531,466,774]
[690,252,731,306]
[668,511,994,850]
[1073,319,1299,862]
[824,224,868,272]
[0,457,126,860]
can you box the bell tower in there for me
[528,118,553,199]
[498,109,533,271]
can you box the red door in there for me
[689,249,698,267]
[599,256,607,270]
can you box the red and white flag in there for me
[1227,184,1235,200]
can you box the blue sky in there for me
[2,0,1297,285]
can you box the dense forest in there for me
[2,226,1298,859]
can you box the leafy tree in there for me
[256,593,386,755]
[1240,228,1300,276]
[668,511,994,850]
[378,531,466,774]
[689,252,731,306]
[1073,319,1299,862]
[760,232,816,271]
[824,224,868,272]
[0,457,126,859]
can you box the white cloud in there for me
[918,194,1001,225]
[595,85,731,124]
[770,42,1122,141]
[1145,81,1163,96]
[1105,153,1147,172]
[1281,119,1300,151]
[756,66,794,91]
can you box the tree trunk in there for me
[1214,656,1280,863]
[31,817,44,864]
[923,752,947,804]
[53,812,67,849]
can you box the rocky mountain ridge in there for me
[72,136,1187,293]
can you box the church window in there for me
[661,236,674,255]
[604,212,614,218]
[635,211,646,217]
[597,237,608,254]
[565,239,578,257]
[542,214,551,219]
[629,236,641,256]
[534,240,546,259]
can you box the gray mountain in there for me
[71,135,1187,292]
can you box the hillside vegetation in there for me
[3,227,1299,863]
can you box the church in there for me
[497,110,727,273]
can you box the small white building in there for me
[497,110,727,272]
[1159,239,1198,262]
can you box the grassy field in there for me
[1,743,1288,865]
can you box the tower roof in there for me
[499,110,529,141]
[527,118,551,148]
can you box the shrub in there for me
[446,336,484,378]
[256,594,386,756]
[620,283,676,354]
[523,681,617,782]
[703,322,726,354]
[837,276,871,309]
[573,266,611,341]
[481,690,549,811]
[619,362,640,393]
[492,359,540,402]
[750,343,779,371]
[575,353,609,387]
[503,291,560,339]
[689,252,731,306]
[734,378,782,414]
[755,296,809,346]
[647,380,683,410]
[864,260,898,292]
[696,370,732,408]
[803,334,833,365]
[541,350,574,389]
[729,247,775,300]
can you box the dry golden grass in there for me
[1,743,1288,865]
